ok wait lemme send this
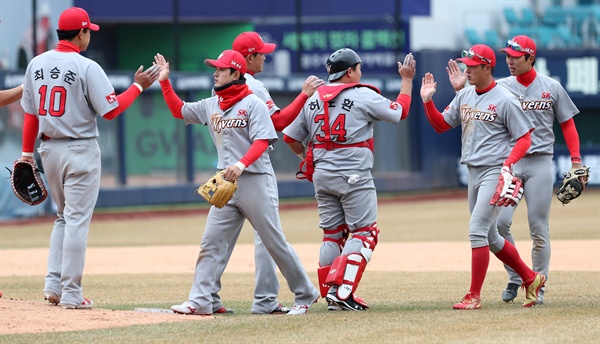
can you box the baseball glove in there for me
[490,166,523,207]
[196,171,238,208]
[556,166,590,205]
[7,159,48,206]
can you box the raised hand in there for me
[153,53,170,81]
[301,75,325,97]
[134,64,160,90]
[398,53,416,80]
[446,59,467,91]
[420,72,437,102]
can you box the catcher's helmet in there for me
[326,48,362,81]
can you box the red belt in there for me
[313,141,370,150]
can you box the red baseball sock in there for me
[494,239,535,282]
[469,246,490,295]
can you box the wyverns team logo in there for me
[460,104,497,123]
[106,93,117,104]
[210,112,249,133]
[520,91,552,110]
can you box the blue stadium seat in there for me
[504,7,520,26]
[521,8,536,26]
[543,6,568,26]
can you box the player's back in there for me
[22,50,116,139]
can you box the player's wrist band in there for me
[133,82,143,92]
[21,152,33,158]
[234,161,246,172]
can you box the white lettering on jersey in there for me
[521,100,552,111]
[210,112,249,133]
[460,105,497,123]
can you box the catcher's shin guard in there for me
[325,251,370,300]
[318,265,331,298]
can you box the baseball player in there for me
[0,84,24,107]
[19,7,159,309]
[446,35,587,304]
[283,48,415,311]
[153,50,320,316]
[207,32,324,315]
[420,44,545,309]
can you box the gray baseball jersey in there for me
[498,74,579,154]
[180,93,319,314]
[20,48,116,307]
[284,84,401,173]
[182,94,277,173]
[21,50,118,138]
[496,73,579,290]
[443,84,534,167]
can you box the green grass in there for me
[1,271,599,343]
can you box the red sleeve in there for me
[397,93,411,120]
[560,118,582,163]
[22,113,38,153]
[503,130,532,167]
[103,84,142,120]
[159,79,184,119]
[271,92,308,131]
[239,139,269,167]
[423,100,452,133]
[283,134,300,143]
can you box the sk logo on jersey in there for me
[106,93,117,104]
[488,104,497,112]
[265,100,275,110]
[389,101,399,110]
[542,92,551,99]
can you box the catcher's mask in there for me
[326,48,362,82]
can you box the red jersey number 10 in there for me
[38,85,67,117]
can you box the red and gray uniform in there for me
[180,93,318,314]
[21,47,118,306]
[439,84,534,250]
[496,73,579,285]
[211,73,283,314]
[283,83,406,302]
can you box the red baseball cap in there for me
[204,50,247,74]
[499,35,536,57]
[58,7,99,31]
[456,44,496,67]
[232,32,276,57]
